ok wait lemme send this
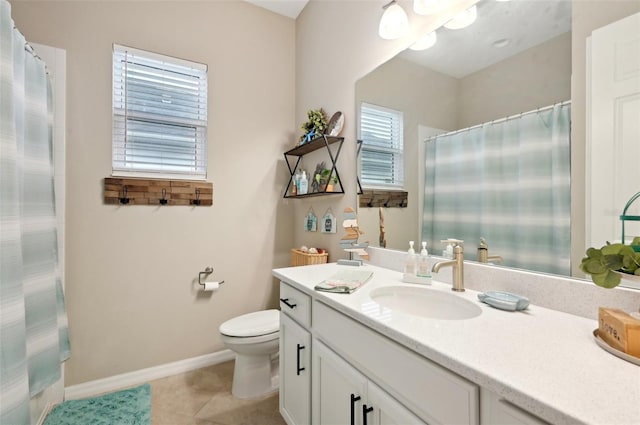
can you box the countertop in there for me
[273,263,640,425]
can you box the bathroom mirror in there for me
[356,0,574,274]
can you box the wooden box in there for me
[291,249,328,267]
[598,307,640,357]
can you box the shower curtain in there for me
[1,2,70,424]
[422,102,571,275]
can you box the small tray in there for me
[477,291,529,311]
[593,329,640,366]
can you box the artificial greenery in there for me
[580,237,640,288]
[300,108,328,143]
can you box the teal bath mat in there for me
[44,383,151,425]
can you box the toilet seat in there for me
[220,309,279,337]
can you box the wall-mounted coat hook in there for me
[119,185,130,205]
[191,188,201,206]
[159,188,168,205]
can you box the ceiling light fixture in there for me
[413,0,449,15]
[443,5,477,30]
[409,31,437,50]
[378,0,410,40]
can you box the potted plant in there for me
[321,169,338,192]
[580,237,640,288]
[300,108,328,144]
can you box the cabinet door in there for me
[313,340,368,425]
[280,313,311,425]
[366,382,428,425]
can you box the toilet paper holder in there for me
[199,266,225,287]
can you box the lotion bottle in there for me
[298,170,308,195]
[417,241,432,280]
[404,241,416,276]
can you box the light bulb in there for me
[379,1,409,40]
[443,5,477,30]
[409,31,437,50]
[413,0,449,15]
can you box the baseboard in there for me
[35,402,56,425]
[64,349,234,400]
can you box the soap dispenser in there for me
[404,241,416,276]
[298,170,308,195]
[417,241,432,280]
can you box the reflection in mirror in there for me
[356,0,574,275]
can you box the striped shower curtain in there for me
[422,102,571,275]
[1,2,70,424]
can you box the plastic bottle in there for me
[298,170,308,195]
[417,241,432,279]
[404,241,416,276]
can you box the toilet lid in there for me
[219,309,280,337]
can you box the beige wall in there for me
[10,0,295,385]
[459,31,572,128]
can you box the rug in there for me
[43,383,151,425]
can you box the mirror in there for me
[356,0,574,274]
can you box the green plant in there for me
[300,108,327,142]
[580,237,640,288]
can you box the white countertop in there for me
[273,263,640,425]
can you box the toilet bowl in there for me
[219,309,280,399]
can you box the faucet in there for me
[477,238,503,264]
[432,243,465,292]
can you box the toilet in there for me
[219,309,280,399]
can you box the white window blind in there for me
[112,44,208,179]
[359,103,404,188]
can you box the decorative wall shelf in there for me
[103,177,213,206]
[359,189,408,208]
[283,135,345,198]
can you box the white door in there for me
[587,12,640,248]
[280,314,311,425]
[312,340,368,425]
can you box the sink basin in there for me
[369,285,482,320]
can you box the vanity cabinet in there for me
[313,339,427,425]
[282,135,344,198]
[279,283,312,425]
[313,300,479,425]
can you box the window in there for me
[112,44,208,179]
[359,103,404,188]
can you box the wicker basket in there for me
[291,249,328,266]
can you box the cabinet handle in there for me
[363,404,374,425]
[350,394,361,425]
[280,298,297,309]
[296,344,305,375]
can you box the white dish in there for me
[477,291,529,311]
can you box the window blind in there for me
[359,103,404,188]
[112,44,208,179]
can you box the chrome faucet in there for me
[477,238,503,264]
[432,243,465,292]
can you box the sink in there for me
[369,285,482,320]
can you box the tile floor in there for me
[150,360,286,425]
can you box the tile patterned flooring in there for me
[150,360,286,425]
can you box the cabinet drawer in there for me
[279,282,311,327]
[480,388,549,425]
[314,300,479,425]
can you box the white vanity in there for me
[273,263,640,425]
